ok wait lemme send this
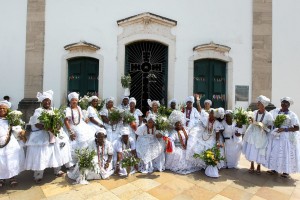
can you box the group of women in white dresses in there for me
[1,90,300,188]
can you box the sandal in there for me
[55,171,65,177]
[248,168,255,174]
[0,179,5,188]
[267,170,277,175]
[281,173,289,178]
[9,178,18,187]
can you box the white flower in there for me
[47,110,55,115]
[10,110,22,116]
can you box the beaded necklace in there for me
[0,126,12,148]
[185,108,192,126]
[177,128,188,150]
[71,106,81,125]
[255,110,265,123]
[97,142,105,167]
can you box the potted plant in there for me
[75,148,96,184]
[121,75,131,96]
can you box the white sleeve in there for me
[87,106,98,118]
[100,109,108,117]
[113,140,122,153]
[29,108,42,125]
[136,109,143,116]
[136,124,146,136]
[130,138,136,150]
[290,112,300,127]
[106,141,114,155]
[65,107,72,119]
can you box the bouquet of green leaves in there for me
[96,99,105,112]
[79,95,89,110]
[274,114,287,128]
[233,107,249,127]
[122,111,136,125]
[155,115,171,131]
[193,146,225,167]
[121,149,140,168]
[6,110,25,127]
[38,108,65,136]
[121,75,131,88]
[108,109,123,123]
[158,106,173,118]
[75,148,96,171]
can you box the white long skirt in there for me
[0,136,25,179]
[105,123,122,143]
[56,130,73,166]
[224,138,242,168]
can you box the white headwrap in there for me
[36,90,53,102]
[214,107,225,119]
[185,96,195,104]
[168,98,177,107]
[121,96,129,101]
[0,100,11,108]
[256,95,270,107]
[146,114,156,122]
[88,96,99,103]
[225,110,233,115]
[106,97,115,104]
[129,97,136,105]
[204,99,212,106]
[68,92,79,102]
[168,110,185,127]
[95,127,107,135]
[280,97,294,105]
[147,99,160,108]
[120,127,130,136]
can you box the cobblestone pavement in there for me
[1,156,300,200]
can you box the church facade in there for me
[0,0,299,118]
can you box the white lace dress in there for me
[264,109,300,173]
[25,108,64,170]
[135,125,164,173]
[183,107,200,130]
[100,108,123,142]
[65,107,95,159]
[242,110,273,164]
[165,129,200,174]
[0,119,25,179]
[127,109,143,142]
[68,140,114,181]
[87,106,103,134]
[222,121,245,168]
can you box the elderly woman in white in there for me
[86,96,104,133]
[243,95,273,175]
[64,92,94,160]
[146,99,160,117]
[183,96,200,131]
[68,128,114,182]
[118,96,130,111]
[0,101,25,187]
[265,97,300,178]
[136,114,164,173]
[26,90,71,183]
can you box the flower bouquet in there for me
[155,115,172,153]
[79,95,89,110]
[121,149,140,176]
[121,75,131,96]
[38,108,65,143]
[96,99,105,112]
[75,148,96,184]
[108,109,123,131]
[122,111,137,131]
[272,114,288,139]
[7,110,26,142]
[193,146,225,178]
[158,106,173,118]
[233,107,249,128]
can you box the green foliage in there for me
[274,114,287,128]
[193,146,225,167]
[6,109,25,127]
[96,100,105,112]
[233,107,250,126]
[38,108,65,136]
[75,148,96,170]
[158,106,173,118]
[79,95,89,110]
[121,149,140,168]
[108,109,123,123]
[121,75,131,88]
[122,111,136,124]
[155,115,171,131]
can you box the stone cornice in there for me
[117,12,177,27]
[193,42,231,54]
[64,41,100,52]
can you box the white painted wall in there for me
[44,0,252,108]
[0,0,27,110]
[273,0,300,116]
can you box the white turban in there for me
[106,97,115,104]
[214,107,225,119]
[185,96,195,104]
[36,90,53,102]
[146,114,157,122]
[121,96,129,101]
[96,127,107,135]
[68,92,79,102]
[120,127,130,136]
[256,95,270,107]
[168,110,185,127]
[0,100,11,108]
[147,99,160,108]
[129,97,136,105]
[204,99,212,106]
[168,98,177,107]
[88,96,99,103]
[280,97,294,105]
[225,110,233,115]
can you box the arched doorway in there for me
[67,57,99,97]
[125,41,168,114]
[194,59,227,108]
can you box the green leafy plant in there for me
[96,100,105,112]
[6,109,25,127]
[233,107,249,127]
[274,114,287,128]
[158,106,173,118]
[193,146,225,167]
[108,109,123,123]
[122,111,136,125]
[38,108,65,136]
[155,115,171,131]
[75,148,96,170]
[79,95,89,110]
[121,75,131,88]
[121,149,140,168]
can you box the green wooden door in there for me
[68,57,99,97]
[194,59,226,108]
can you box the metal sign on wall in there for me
[235,85,249,101]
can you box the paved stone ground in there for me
[1,155,300,200]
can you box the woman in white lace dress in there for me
[127,97,143,141]
[146,99,160,117]
[243,95,273,175]
[64,92,95,160]
[183,96,200,131]
[86,96,104,134]
[68,128,114,182]
[0,101,25,187]
[165,110,200,174]
[136,114,164,173]
[26,90,70,183]
[265,97,300,178]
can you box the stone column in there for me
[18,0,45,122]
[250,0,274,111]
